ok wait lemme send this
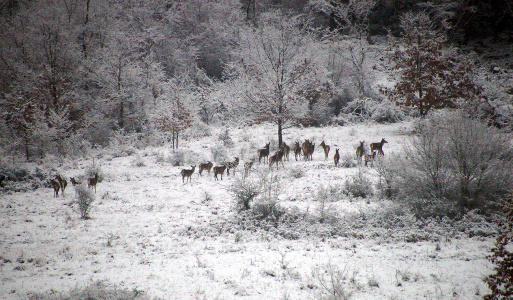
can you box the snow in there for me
[0,121,494,299]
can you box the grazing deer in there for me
[56,175,67,195]
[364,151,377,167]
[257,143,270,164]
[320,141,330,160]
[87,173,98,193]
[70,177,81,186]
[225,157,239,175]
[370,138,388,156]
[280,142,291,161]
[198,161,213,176]
[244,159,254,177]
[180,165,196,183]
[50,179,60,198]
[356,141,365,161]
[293,141,302,161]
[302,140,315,161]
[269,150,284,170]
[334,149,340,167]
[213,165,226,181]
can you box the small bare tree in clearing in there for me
[153,98,192,149]
[75,184,95,219]
[233,11,329,147]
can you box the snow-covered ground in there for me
[0,121,494,299]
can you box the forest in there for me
[1,1,513,299]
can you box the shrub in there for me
[28,280,149,300]
[230,175,261,211]
[339,154,357,168]
[485,193,513,299]
[370,99,406,123]
[344,167,373,198]
[211,144,229,163]
[131,155,146,167]
[289,167,305,178]
[75,185,95,219]
[218,128,234,148]
[395,111,513,212]
[168,149,185,166]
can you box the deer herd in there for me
[178,138,389,184]
[49,138,389,195]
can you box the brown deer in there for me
[269,150,284,170]
[70,177,81,186]
[180,165,196,183]
[370,138,388,156]
[364,151,376,167]
[50,179,60,198]
[213,165,227,181]
[293,141,302,161]
[56,175,67,195]
[280,142,291,161]
[334,149,340,167]
[302,140,315,161]
[87,173,98,193]
[320,141,330,160]
[356,141,365,161]
[198,161,213,176]
[225,157,239,175]
[244,159,254,177]
[257,143,270,164]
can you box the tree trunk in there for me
[278,118,283,147]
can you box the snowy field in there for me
[0,121,495,299]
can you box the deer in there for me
[302,140,315,161]
[180,165,196,183]
[356,141,365,162]
[225,157,239,176]
[257,143,270,164]
[320,141,330,160]
[56,175,67,195]
[198,161,213,176]
[244,159,254,177]
[87,173,98,193]
[370,138,388,156]
[293,141,302,161]
[334,148,340,167]
[364,151,377,167]
[213,165,227,181]
[269,150,284,170]
[70,177,81,186]
[50,179,60,198]
[280,142,291,161]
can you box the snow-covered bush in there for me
[339,154,357,168]
[131,155,146,167]
[343,167,374,198]
[28,280,150,300]
[184,122,212,139]
[289,167,305,178]
[218,128,234,148]
[394,111,513,213]
[370,100,406,123]
[75,184,95,219]
[210,144,229,163]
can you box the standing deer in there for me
[364,151,376,167]
[225,157,239,175]
[244,159,254,177]
[257,143,270,164]
[356,141,365,161]
[280,142,291,161]
[87,173,98,193]
[370,138,388,156]
[334,149,340,167]
[180,165,196,183]
[50,179,60,198]
[56,175,67,195]
[198,162,213,176]
[320,141,330,160]
[293,142,302,161]
[213,165,227,181]
[269,150,284,170]
[302,140,315,161]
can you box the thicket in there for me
[388,112,513,217]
